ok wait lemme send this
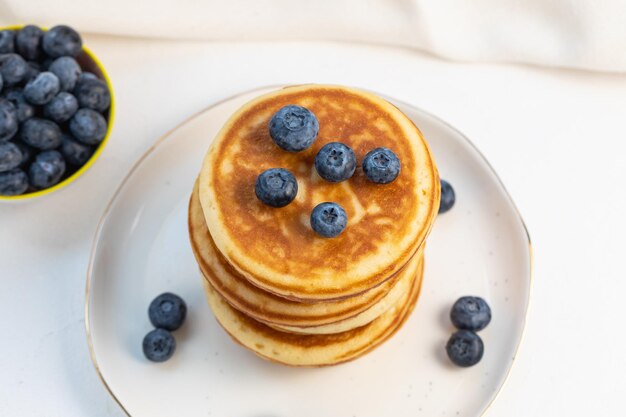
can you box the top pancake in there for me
[199,85,439,301]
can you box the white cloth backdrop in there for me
[1,0,626,72]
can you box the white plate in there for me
[86,86,531,417]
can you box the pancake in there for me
[189,182,422,329]
[268,255,423,334]
[202,261,423,367]
[198,84,439,301]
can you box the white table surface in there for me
[2,34,625,416]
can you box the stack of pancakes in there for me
[188,85,440,366]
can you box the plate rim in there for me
[84,85,533,417]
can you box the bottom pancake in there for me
[202,264,423,367]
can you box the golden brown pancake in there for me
[199,85,440,301]
[189,182,422,330]
[202,261,423,366]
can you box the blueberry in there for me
[362,147,401,184]
[310,202,347,238]
[269,105,318,152]
[0,99,18,142]
[29,150,66,189]
[60,134,93,166]
[73,77,110,112]
[446,330,484,367]
[16,25,43,60]
[3,90,35,122]
[40,57,54,70]
[314,142,356,183]
[450,296,491,331]
[0,53,28,85]
[49,57,81,92]
[69,108,107,145]
[44,92,78,123]
[42,25,82,58]
[23,72,60,105]
[439,179,456,214]
[142,329,176,362]
[149,293,188,331]
[27,60,42,71]
[0,142,23,172]
[14,140,34,167]
[0,30,15,54]
[23,61,41,83]
[0,168,28,196]
[21,118,62,150]
[255,168,298,207]
[78,72,98,82]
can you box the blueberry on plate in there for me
[16,25,43,60]
[142,329,176,363]
[439,179,456,214]
[310,202,347,238]
[0,142,23,172]
[44,92,79,123]
[450,296,491,331]
[446,330,484,367]
[0,99,18,142]
[69,108,108,145]
[362,147,401,184]
[60,134,93,166]
[23,72,60,105]
[0,53,28,85]
[0,168,28,196]
[49,57,82,92]
[42,25,82,58]
[314,142,356,183]
[255,168,298,208]
[73,76,110,112]
[21,118,62,150]
[0,30,15,54]
[29,150,66,189]
[149,293,188,331]
[3,89,35,123]
[269,105,319,152]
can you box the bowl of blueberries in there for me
[0,24,113,200]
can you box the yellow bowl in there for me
[0,25,115,201]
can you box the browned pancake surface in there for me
[200,85,439,300]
